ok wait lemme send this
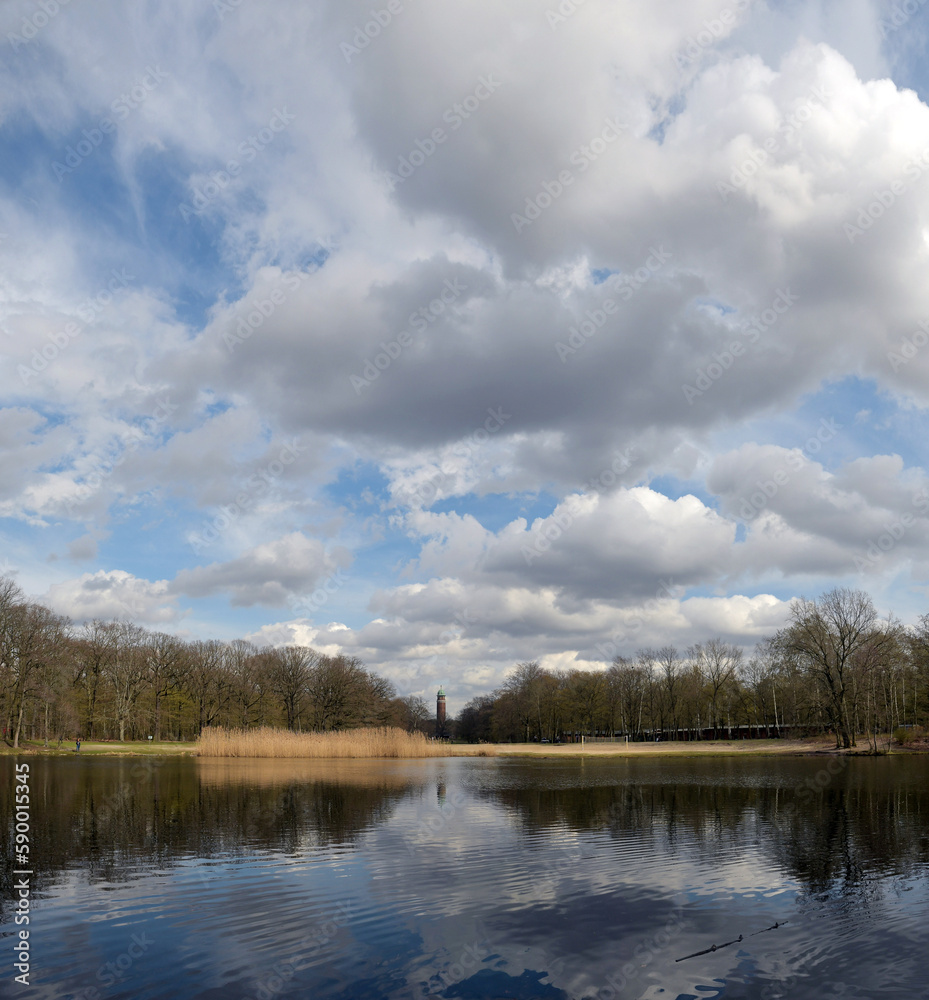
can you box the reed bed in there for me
[197,726,491,758]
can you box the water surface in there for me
[1,755,927,999]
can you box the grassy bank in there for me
[6,735,921,759]
[197,726,492,758]
[0,739,197,756]
[493,737,924,757]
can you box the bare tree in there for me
[7,603,70,748]
[109,622,149,741]
[0,578,26,741]
[182,640,230,735]
[742,654,771,730]
[146,632,185,740]
[399,694,430,733]
[222,640,268,728]
[564,669,605,735]
[307,654,370,731]
[457,694,495,742]
[269,645,317,730]
[853,618,906,753]
[907,613,929,728]
[361,672,398,726]
[776,588,884,749]
[603,659,624,735]
[608,656,647,738]
[689,639,743,738]
[73,619,117,738]
[503,661,547,741]
[657,646,682,736]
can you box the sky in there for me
[2,0,929,713]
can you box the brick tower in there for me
[436,687,446,737]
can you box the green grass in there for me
[0,738,198,756]
[494,738,847,758]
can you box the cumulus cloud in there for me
[43,571,180,624]
[708,443,929,576]
[2,0,929,702]
[144,29,929,495]
[171,532,349,607]
[249,590,793,703]
[398,487,735,601]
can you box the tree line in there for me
[2,578,927,749]
[0,577,431,748]
[458,589,929,749]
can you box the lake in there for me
[1,754,927,999]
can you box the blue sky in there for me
[2,0,929,710]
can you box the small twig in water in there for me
[675,935,742,963]
[675,920,789,962]
[750,920,787,937]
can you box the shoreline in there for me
[3,737,926,758]
[469,737,927,758]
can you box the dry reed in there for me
[197,726,491,758]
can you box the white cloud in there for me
[708,443,929,576]
[248,589,793,704]
[2,0,929,704]
[43,570,180,624]
[171,532,349,607]
[402,487,735,601]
